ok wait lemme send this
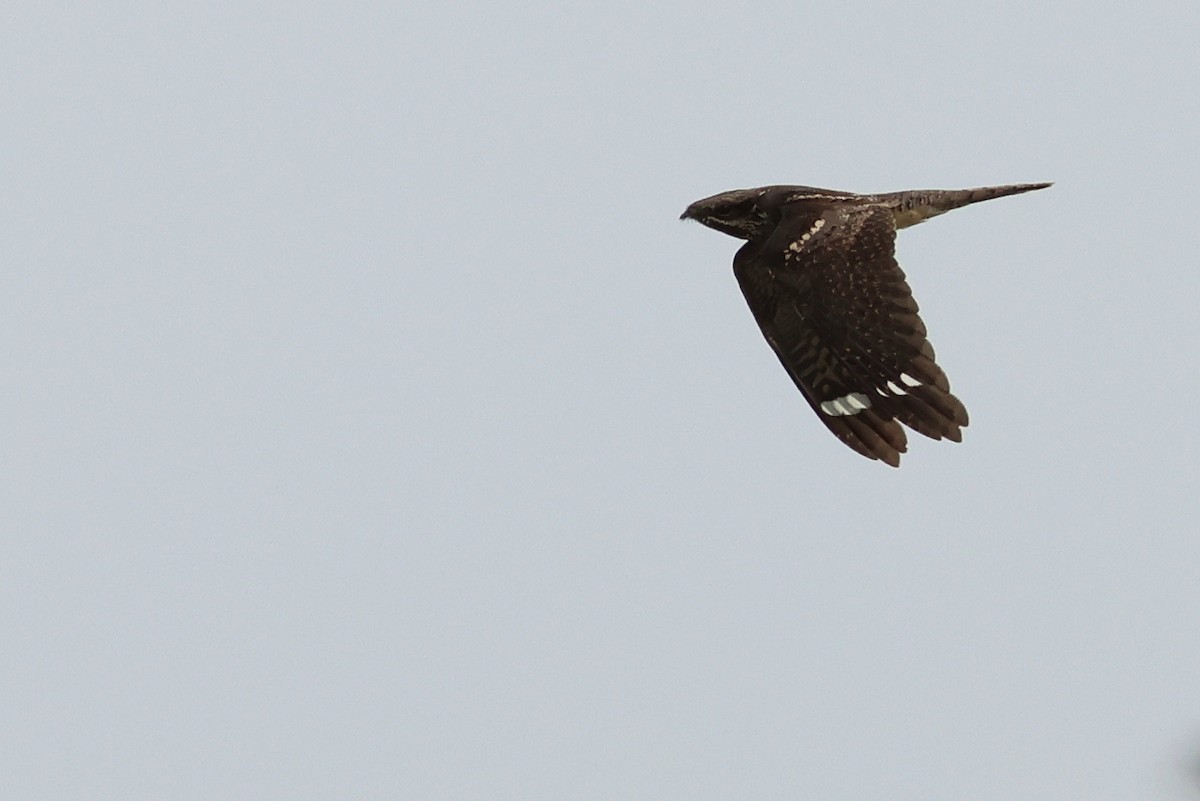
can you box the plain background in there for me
[4,1,1200,799]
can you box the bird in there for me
[681,181,1051,467]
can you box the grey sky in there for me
[4,1,1199,799]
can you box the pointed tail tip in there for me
[970,181,1053,203]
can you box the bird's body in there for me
[681,182,1050,466]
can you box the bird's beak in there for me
[679,204,697,221]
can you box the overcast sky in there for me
[4,1,1200,799]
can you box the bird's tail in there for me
[887,182,1052,229]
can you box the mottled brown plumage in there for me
[681,182,1050,466]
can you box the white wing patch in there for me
[820,391,872,416]
[875,374,923,398]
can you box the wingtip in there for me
[1006,181,1053,195]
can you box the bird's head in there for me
[680,188,772,240]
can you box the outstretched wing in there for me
[733,203,968,466]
